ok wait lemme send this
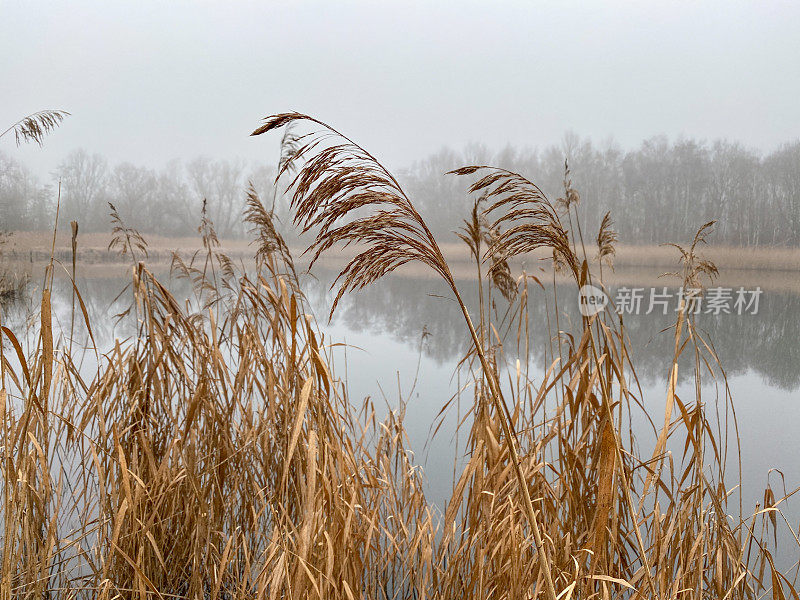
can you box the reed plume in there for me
[252,112,451,316]
[449,165,580,281]
[596,210,618,269]
[663,220,720,288]
[0,109,70,146]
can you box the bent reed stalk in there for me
[0,113,796,599]
[251,113,560,600]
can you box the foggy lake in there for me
[5,1,800,594]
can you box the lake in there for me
[4,262,800,566]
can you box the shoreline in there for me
[2,231,800,292]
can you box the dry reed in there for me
[0,113,796,600]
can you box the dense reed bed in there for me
[1,113,797,599]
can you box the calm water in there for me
[306,271,800,525]
[5,267,800,564]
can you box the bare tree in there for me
[186,157,247,237]
[55,150,109,230]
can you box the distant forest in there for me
[1,134,799,246]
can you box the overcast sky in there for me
[3,0,800,177]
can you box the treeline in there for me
[400,134,800,246]
[0,150,278,238]
[1,135,799,245]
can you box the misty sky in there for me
[3,0,800,177]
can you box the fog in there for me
[3,0,800,179]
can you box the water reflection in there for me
[305,268,800,391]
[6,270,798,392]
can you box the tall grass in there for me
[0,113,796,599]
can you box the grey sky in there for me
[3,0,800,177]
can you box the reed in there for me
[0,110,70,147]
[0,113,795,599]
